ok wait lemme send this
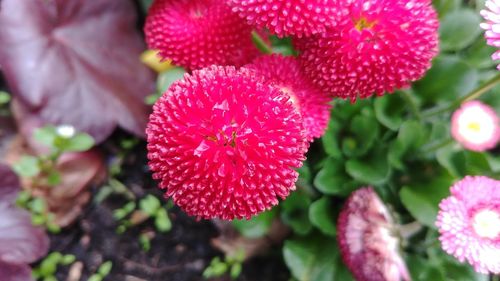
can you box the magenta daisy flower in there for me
[243,54,331,141]
[337,187,411,281]
[146,66,308,220]
[481,0,500,69]
[225,0,339,38]
[436,176,500,274]
[144,0,260,70]
[296,0,439,100]
[451,101,500,152]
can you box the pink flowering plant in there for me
[0,0,500,280]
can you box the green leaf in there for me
[281,191,312,236]
[46,171,61,186]
[63,133,95,152]
[33,126,58,148]
[139,195,161,216]
[321,120,343,159]
[399,172,453,227]
[313,158,353,196]
[0,91,11,105]
[157,67,185,93]
[113,202,136,220]
[230,263,242,280]
[61,254,76,265]
[98,261,113,277]
[439,9,482,51]
[29,197,47,214]
[464,151,492,175]
[436,145,467,178]
[283,235,340,281]
[463,38,498,69]
[88,275,102,281]
[432,0,461,17]
[413,56,478,104]
[388,120,427,169]
[155,208,172,233]
[233,209,277,238]
[308,197,336,237]
[13,155,41,178]
[139,234,152,252]
[346,148,390,185]
[342,111,380,158]
[374,94,405,131]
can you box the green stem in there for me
[491,274,499,281]
[422,74,500,118]
[420,138,454,154]
[399,221,423,239]
[400,90,422,121]
[251,31,273,54]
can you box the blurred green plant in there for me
[88,261,113,281]
[203,249,245,280]
[229,1,500,277]
[32,252,76,281]
[13,125,94,184]
[13,125,94,233]
[113,195,172,235]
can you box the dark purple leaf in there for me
[0,165,48,266]
[0,261,34,281]
[0,202,49,265]
[0,0,155,143]
[0,163,20,203]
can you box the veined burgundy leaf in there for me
[0,0,155,143]
[0,163,20,203]
[0,261,34,281]
[0,164,49,270]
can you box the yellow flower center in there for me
[472,209,500,239]
[467,121,482,133]
[354,17,377,31]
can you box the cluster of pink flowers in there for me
[142,0,500,278]
[144,0,439,220]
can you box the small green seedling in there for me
[16,191,60,233]
[139,195,172,233]
[32,252,76,281]
[13,125,95,185]
[88,261,113,281]
[203,249,245,280]
[114,195,172,234]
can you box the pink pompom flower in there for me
[337,187,411,281]
[296,0,439,101]
[146,66,308,220]
[436,176,500,274]
[480,0,500,70]
[226,0,339,38]
[144,0,260,70]
[244,54,331,141]
[451,101,500,151]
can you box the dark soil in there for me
[49,138,291,281]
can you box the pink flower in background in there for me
[436,176,500,274]
[144,0,260,70]
[337,187,411,281]
[244,54,332,141]
[481,0,500,70]
[296,0,438,101]
[146,66,308,220]
[451,101,499,151]
[226,0,339,38]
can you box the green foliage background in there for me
[222,0,500,279]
